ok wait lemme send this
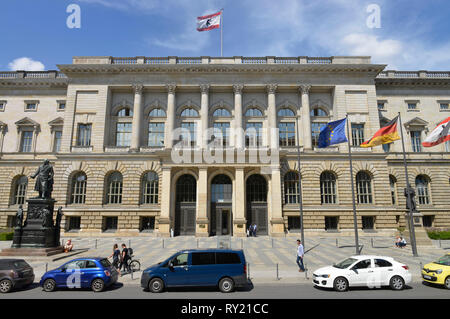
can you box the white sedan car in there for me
[313,255,412,292]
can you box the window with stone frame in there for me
[320,171,337,204]
[116,123,132,147]
[213,122,230,147]
[389,175,398,205]
[279,122,296,147]
[12,175,28,205]
[53,130,62,152]
[356,171,373,204]
[415,175,431,205]
[284,171,300,204]
[351,123,365,146]
[180,122,197,147]
[310,107,329,148]
[245,122,263,147]
[77,123,92,146]
[213,108,231,117]
[106,172,123,204]
[70,172,87,204]
[148,122,165,147]
[149,108,166,117]
[410,130,422,152]
[141,171,159,204]
[20,130,33,152]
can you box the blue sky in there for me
[2,0,450,71]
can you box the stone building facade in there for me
[0,56,448,237]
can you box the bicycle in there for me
[127,254,141,272]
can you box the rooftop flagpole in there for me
[220,8,224,57]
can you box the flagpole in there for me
[398,112,419,257]
[346,115,360,255]
[296,118,305,248]
[220,8,224,57]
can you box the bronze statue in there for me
[404,186,417,212]
[30,159,54,199]
[15,205,24,228]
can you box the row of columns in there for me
[128,83,313,151]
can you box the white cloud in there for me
[8,57,45,71]
[340,33,403,61]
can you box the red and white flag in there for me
[197,11,221,32]
[422,117,450,147]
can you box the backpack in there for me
[128,247,133,256]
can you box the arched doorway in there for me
[246,174,268,235]
[175,174,196,236]
[210,174,232,236]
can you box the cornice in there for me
[375,78,450,87]
[0,78,68,89]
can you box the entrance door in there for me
[210,174,233,236]
[216,208,231,236]
[246,174,268,235]
[175,174,197,236]
[247,204,268,235]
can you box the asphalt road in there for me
[1,281,448,299]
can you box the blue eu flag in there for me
[318,118,348,148]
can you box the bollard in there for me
[439,239,441,248]
[46,263,48,272]
[129,239,131,248]
[197,239,199,248]
[304,262,308,280]
[276,263,280,280]
[241,238,243,249]
[336,238,338,247]
[371,238,374,248]
[131,267,134,280]
[95,239,97,249]
[247,262,250,280]
[162,238,165,249]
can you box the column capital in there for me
[233,84,244,94]
[266,83,278,94]
[299,84,311,94]
[166,83,177,94]
[132,84,144,95]
[199,84,210,94]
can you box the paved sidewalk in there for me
[1,236,448,286]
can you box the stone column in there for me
[196,168,209,236]
[165,84,176,149]
[300,84,312,150]
[233,84,244,149]
[233,167,246,236]
[159,167,172,237]
[267,84,278,149]
[130,84,144,152]
[200,84,210,149]
[270,168,285,237]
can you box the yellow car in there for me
[422,253,450,289]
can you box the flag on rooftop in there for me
[317,118,348,148]
[197,10,222,32]
[360,116,400,148]
[422,116,450,147]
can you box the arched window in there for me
[12,176,27,205]
[213,108,231,117]
[310,108,328,117]
[389,175,397,205]
[176,174,196,202]
[106,172,123,204]
[311,107,329,147]
[117,107,133,117]
[320,171,336,204]
[180,108,199,117]
[415,175,430,205]
[142,172,159,204]
[356,171,372,204]
[247,174,267,202]
[245,108,263,117]
[70,172,87,204]
[284,171,300,204]
[278,108,295,117]
[149,108,166,117]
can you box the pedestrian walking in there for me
[119,243,131,275]
[296,239,305,272]
[109,244,121,276]
[252,223,258,237]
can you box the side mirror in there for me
[60,267,66,272]
[168,262,174,269]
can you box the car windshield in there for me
[12,260,29,269]
[100,259,111,268]
[333,258,358,269]
[433,254,450,266]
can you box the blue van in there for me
[141,249,247,293]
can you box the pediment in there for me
[48,117,64,126]
[15,117,40,127]
[404,117,428,129]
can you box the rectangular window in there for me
[325,216,339,231]
[140,217,155,232]
[440,103,449,111]
[445,140,450,152]
[181,122,197,147]
[377,102,385,110]
[25,102,37,111]
[410,131,422,152]
[422,215,434,227]
[54,131,62,152]
[287,216,301,232]
[20,131,33,152]
[77,124,92,146]
[279,122,296,147]
[311,122,326,148]
[103,217,118,232]
[351,124,365,146]
[407,103,417,110]
[116,123,132,147]
[148,122,165,147]
[245,122,263,147]
[57,101,66,111]
[67,217,81,231]
[7,216,17,228]
[362,216,375,230]
[0,101,5,111]
[382,143,391,153]
[213,122,230,147]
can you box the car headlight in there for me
[435,269,443,274]
[321,274,331,278]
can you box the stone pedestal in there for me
[404,212,433,246]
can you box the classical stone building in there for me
[0,56,448,237]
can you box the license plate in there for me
[423,275,432,280]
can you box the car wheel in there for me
[91,279,105,292]
[219,277,235,293]
[389,275,405,290]
[333,277,348,292]
[43,279,56,292]
[444,276,450,290]
[149,278,164,293]
[0,279,13,293]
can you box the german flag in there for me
[360,116,400,148]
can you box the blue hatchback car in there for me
[141,249,247,293]
[40,257,118,292]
